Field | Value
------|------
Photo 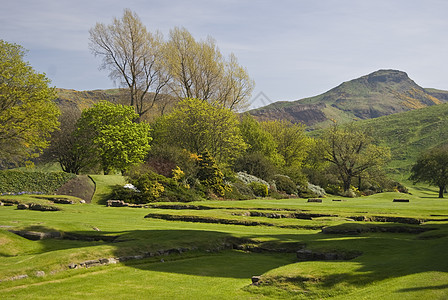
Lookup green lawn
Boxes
[1,179,447,299]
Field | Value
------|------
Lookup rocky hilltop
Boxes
[249,69,447,128]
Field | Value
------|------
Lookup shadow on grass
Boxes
[398,284,448,292]
[21,223,448,292]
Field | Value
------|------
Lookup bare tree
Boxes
[89,9,170,118]
[218,53,255,111]
[165,27,254,111]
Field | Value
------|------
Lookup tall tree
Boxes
[239,114,280,162]
[76,102,152,174]
[410,145,448,198]
[42,108,92,174]
[165,27,254,111]
[152,98,246,164]
[261,120,312,167]
[322,123,390,192]
[89,9,170,118]
[0,40,59,168]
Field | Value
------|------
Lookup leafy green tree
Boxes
[239,114,280,161]
[0,40,59,167]
[261,120,312,167]
[76,101,152,174]
[321,122,390,192]
[153,98,247,164]
[410,145,448,198]
[233,152,277,180]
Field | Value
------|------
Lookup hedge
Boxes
[0,170,76,194]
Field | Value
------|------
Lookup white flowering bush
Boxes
[236,172,269,187]
[307,183,327,197]
[123,183,140,192]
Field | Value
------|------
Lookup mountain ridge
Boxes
[249,69,448,128]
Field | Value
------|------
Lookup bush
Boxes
[197,150,229,196]
[272,174,297,195]
[111,185,144,204]
[119,170,204,203]
[224,181,255,200]
[236,172,269,187]
[281,165,308,186]
[233,152,277,180]
[146,145,198,178]
[249,182,268,197]
[0,170,76,194]
[307,183,327,197]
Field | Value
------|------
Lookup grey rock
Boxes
[251,276,261,285]
[17,203,29,210]
[35,271,45,277]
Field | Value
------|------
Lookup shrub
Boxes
[146,145,198,178]
[236,172,269,187]
[111,185,144,204]
[272,174,297,195]
[197,151,229,196]
[233,152,277,180]
[281,165,308,186]
[307,183,327,197]
[249,182,268,197]
[121,170,204,203]
[224,181,255,200]
[0,170,76,194]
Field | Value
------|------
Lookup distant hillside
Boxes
[357,102,448,181]
[55,88,177,120]
[55,88,125,112]
[249,69,447,128]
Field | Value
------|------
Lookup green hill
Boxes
[357,102,448,181]
[249,69,447,129]
[55,88,177,120]
[55,88,125,113]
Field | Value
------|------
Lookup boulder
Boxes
[251,276,261,285]
[107,200,129,207]
[393,199,410,202]
[10,274,28,281]
[28,203,61,211]
[53,198,74,204]
[307,198,322,203]
[35,271,45,277]
[17,203,29,210]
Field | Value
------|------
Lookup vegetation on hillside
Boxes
[358,102,448,179]
[249,69,448,129]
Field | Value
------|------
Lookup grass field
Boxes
[0,177,447,299]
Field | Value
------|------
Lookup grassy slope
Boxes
[250,70,447,130]
[358,102,448,181]
[1,180,448,299]
[89,175,126,204]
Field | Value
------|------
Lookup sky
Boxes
[2,0,448,109]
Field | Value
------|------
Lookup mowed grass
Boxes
[1,179,448,299]
[89,175,126,204]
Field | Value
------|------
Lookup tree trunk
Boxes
[343,176,352,192]
[439,186,445,198]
